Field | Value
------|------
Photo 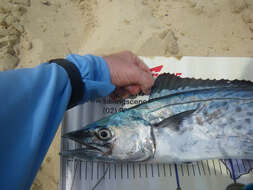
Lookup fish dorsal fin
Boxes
[150,73,253,100]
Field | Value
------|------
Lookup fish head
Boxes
[62,112,156,162]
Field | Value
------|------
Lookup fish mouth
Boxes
[61,130,112,158]
[62,129,94,140]
[60,148,103,159]
[60,144,113,159]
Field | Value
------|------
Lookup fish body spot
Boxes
[247,112,253,116]
[236,107,242,112]
[245,118,251,124]
[230,118,236,123]
[236,125,242,129]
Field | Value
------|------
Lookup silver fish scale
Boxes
[137,88,253,125]
[149,98,253,163]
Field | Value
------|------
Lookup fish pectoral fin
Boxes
[152,109,196,130]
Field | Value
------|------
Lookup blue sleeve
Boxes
[66,54,115,102]
[0,55,115,190]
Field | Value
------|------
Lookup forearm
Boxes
[0,62,72,189]
[0,54,115,189]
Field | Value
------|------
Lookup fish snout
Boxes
[62,129,93,143]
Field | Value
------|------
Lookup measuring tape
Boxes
[60,154,253,190]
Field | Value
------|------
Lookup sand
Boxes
[0,0,252,189]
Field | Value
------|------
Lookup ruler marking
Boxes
[157,164,160,177]
[79,161,81,180]
[223,160,230,175]
[91,161,93,180]
[192,163,196,176]
[247,160,253,171]
[197,162,201,176]
[212,160,217,176]
[108,163,111,180]
[127,163,129,179]
[66,160,69,180]
[103,163,105,178]
[227,167,230,175]
[186,164,190,176]
[145,164,148,178]
[226,162,230,175]
[121,163,123,179]
[65,160,68,180]
[139,164,142,178]
[133,164,136,179]
[67,160,69,172]
[71,159,78,189]
[181,164,184,176]
[242,160,247,171]
[218,160,223,175]
[206,160,211,175]
[114,164,117,180]
[151,164,154,177]
[236,160,241,173]
[163,164,166,177]
[201,161,206,176]
[248,160,253,168]
[244,160,250,173]
[85,161,88,180]
[97,162,100,179]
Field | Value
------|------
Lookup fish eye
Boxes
[97,128,112,141]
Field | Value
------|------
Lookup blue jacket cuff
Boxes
[66,54,115,102]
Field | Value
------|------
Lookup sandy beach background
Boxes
[0,0,252,189]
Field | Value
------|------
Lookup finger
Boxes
[134,55,151,73]
[124,85,141,95]
[133,69,154,94]
[110,88,130,100]
[117,89,130,99]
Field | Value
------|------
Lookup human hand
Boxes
[103,51,154,99]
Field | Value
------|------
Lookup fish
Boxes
[62,73,253,164]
